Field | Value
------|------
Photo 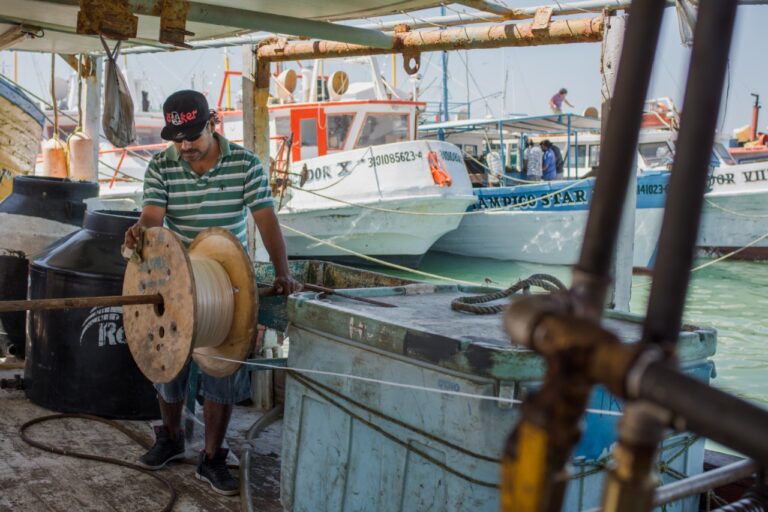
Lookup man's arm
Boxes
[252,207,301,295]
[565,98,575,108]
[124,205,166,249]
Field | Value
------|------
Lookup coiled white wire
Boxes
[190,256,234,348]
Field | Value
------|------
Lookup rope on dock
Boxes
[450,273,568,314]
[288,176,593,216]
[19,413,177,512]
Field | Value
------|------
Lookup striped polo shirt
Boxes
[142,134,273,246]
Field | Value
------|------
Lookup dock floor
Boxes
[0,366,283,512]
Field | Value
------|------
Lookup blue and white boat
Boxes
[430,172,667,266]
[420,114,667,266]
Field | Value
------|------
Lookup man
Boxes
[123,90,300,495]
[541,141,557,181]
[549,88,574,114]
[523,140,543,181]
[545,140,564,179]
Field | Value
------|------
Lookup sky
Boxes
[1,2,766,137]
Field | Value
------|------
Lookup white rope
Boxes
[290,176,593,216]
[632,230,768,289]
[280,223,486,286]
[197,352,623,417]
[190,257,234,348]
[705,197,768,218]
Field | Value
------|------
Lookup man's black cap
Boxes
[161,90,209,141]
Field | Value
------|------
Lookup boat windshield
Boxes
[638,141,674,168]
[356,113,410,147]
[712,142,737,166]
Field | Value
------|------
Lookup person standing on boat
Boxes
[549,88,574,114]
[123,90,300,496]
[545,140,564,179]
[541,141,558,181]
[523,140,543,181]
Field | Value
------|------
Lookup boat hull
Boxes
[697,162,768,259]
[432,174,667,267]
[277,140,475,266]
[280,195,475,267]
[0,76,45,201]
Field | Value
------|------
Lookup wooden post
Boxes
[601,14,633,311]
[242,45,271,260]
[83,56,102,182]
[242,45,274,411]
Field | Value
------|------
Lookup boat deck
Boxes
[0,365,283,512]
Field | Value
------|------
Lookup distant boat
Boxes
[422,106,768,264]
[429,172,667,266]
[0,75,45,201]
[420,114,664,267]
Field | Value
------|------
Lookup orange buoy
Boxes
[41,138,68,178]
[428,151,452,187]
[68,132,96,181]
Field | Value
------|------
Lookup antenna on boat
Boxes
[367,57,387,101]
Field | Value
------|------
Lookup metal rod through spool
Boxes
[0,294,164,313]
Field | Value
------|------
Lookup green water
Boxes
[375,252,768,407]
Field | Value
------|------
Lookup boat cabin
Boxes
[267,99,424,162]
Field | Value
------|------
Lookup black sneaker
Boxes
[137,426,185,470]
[195,448,239,496]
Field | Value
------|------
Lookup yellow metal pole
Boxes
[225,51,232,109]
[391,54,396,88]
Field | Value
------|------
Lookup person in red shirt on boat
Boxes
[549,88,574,114]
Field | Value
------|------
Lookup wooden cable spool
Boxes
[122,227,257,383]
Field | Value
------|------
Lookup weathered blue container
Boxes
[282,285,716,512]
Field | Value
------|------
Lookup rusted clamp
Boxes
[402,49,421,75]
[159,0,195,48]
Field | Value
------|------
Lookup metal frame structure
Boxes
[4,0,766,509]
[500,1,767,511]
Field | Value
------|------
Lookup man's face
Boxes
[175,121,214,162]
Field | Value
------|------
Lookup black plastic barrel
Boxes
[0,249,28,357]
[25,210,159,419]
[0,176,99,358]
[0,175,99,226]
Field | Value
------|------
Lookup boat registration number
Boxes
[637,183,669,195]
[368,151,423,167]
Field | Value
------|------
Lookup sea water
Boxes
[376,252,768,407]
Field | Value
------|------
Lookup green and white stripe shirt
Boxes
[142,134,273,246]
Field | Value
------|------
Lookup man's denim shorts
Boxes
[154,362,251,405]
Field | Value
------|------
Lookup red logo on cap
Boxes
[166,109,198,126]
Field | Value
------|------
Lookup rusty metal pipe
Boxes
[0,294,163,313]
[636,360,768,465]
[573,0,666,315]
[257,17,603,62]
[642,0,739,347]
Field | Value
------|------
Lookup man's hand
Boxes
[124,222,143,250]
[273,274,302,296]
[124,205,166,251]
